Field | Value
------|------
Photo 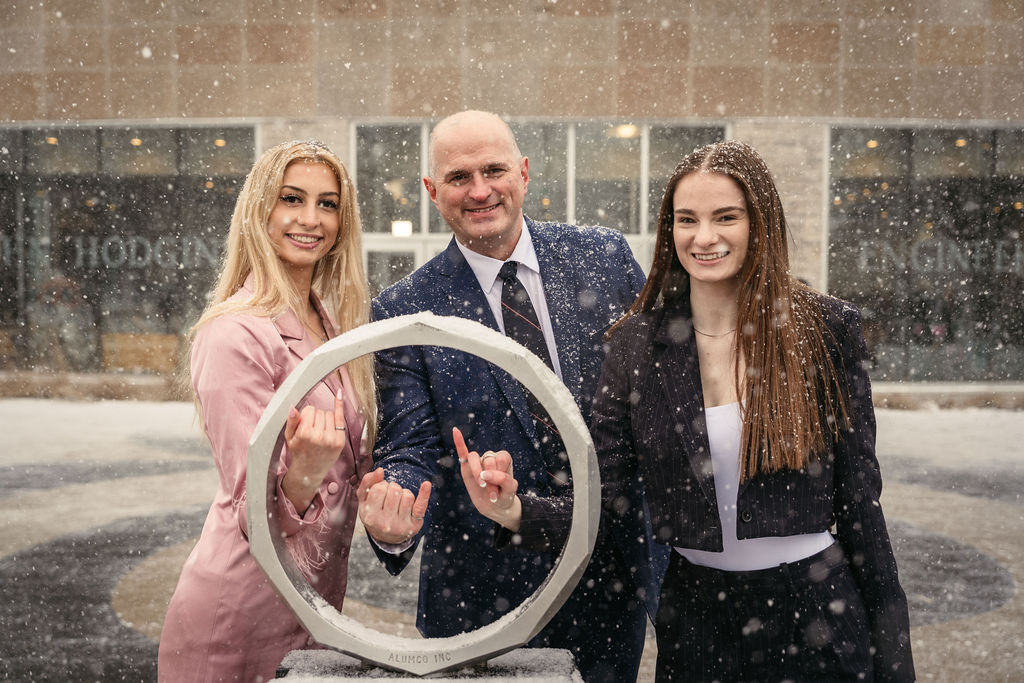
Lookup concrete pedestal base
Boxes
[277,648,582,682]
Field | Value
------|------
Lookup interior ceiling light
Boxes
[612,124,639,139]
[391,220,413,237]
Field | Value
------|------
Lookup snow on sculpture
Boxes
[246,312,599,676]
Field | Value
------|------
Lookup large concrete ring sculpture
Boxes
[247,312,599,676]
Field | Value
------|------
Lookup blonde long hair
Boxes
[621,140,848,481]
[189,139,376,443]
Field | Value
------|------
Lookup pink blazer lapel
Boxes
[274,292,367,478]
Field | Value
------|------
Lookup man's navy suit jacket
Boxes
[369,217,668,639]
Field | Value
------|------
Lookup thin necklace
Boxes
[302,316,327,344]
[693,326,736,338]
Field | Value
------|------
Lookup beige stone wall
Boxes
[256,120,352,160]
[731,120,830,289]
[1,0,1021,123]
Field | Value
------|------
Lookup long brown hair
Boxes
[621,140,848,480]
[188,140,376,443]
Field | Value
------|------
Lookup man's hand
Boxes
[357,468,432,545]
[454,427,521,532]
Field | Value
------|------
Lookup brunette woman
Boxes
[592,141,915,681]
[158,140,375,682]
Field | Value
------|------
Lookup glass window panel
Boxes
[25,128,99,175]
[427,206,453,234]
[995,129,1024,176]
[427,209,453,234]
[101,128,178,176]
[181,128,254,176]
[911,129,989,178]
[510,122,567,224]
[4,126,250,374]
[22,176,110,370]
[575,122,641,234]
[0,133,22,348]
[367,250,416,297]
[356,125,422,234]
[174,176,239,328]
[648,126,724,232]
[0,129,24,174]
[0,176,21,332]
[830,128,911,178]
[829,126,1023,381]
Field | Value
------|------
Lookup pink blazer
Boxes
[158,282,368,683]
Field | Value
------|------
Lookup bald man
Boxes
[358,111,666,682]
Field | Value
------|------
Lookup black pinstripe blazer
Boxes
[590,292,915,682]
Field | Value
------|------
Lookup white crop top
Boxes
[675,402,834,571]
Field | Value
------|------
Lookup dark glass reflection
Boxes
[829,127,1024,381]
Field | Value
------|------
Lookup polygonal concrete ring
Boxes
[246,312,599,676]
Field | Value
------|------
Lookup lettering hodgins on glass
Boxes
[66,233,222,270]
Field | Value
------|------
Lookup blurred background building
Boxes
[0,0,1022,399]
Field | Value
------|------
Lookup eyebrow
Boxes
[442,162,510,182]
[674,205,746,215]
[281,184,339,197]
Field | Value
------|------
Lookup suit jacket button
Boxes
[740,510,753,523]
[327,481,339,495]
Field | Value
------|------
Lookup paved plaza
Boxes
[1,398,1022,682]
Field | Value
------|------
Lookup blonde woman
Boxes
[158,140,375,682]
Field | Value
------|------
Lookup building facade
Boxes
[1,0,1022,396]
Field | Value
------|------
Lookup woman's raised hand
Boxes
[281,388,348,514]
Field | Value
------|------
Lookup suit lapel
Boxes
[435,240,499,330]
[275,295,367,470]
[652,312,719,509]
[531,219,584,407]
[274,298,341,399]
[275,308,305,358]
[436,239,537,441]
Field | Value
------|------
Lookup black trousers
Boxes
[655,543,873,682]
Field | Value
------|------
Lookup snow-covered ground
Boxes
[876,406,1024,468]
[1,399,1022,682]
[2,397,1020,466]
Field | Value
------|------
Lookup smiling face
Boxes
[672,171,750,294]
[267,160,341,287]
[424,112,529,261]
